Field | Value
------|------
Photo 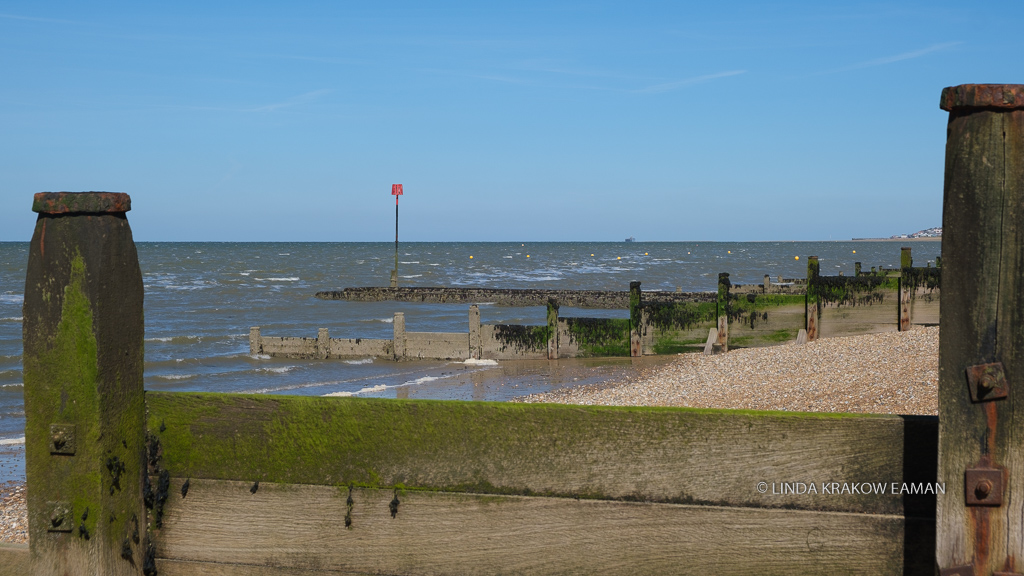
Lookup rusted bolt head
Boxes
[975,479,993,500]
[978,372,996,391]
[50,510,65,526]
[51,430,66,448]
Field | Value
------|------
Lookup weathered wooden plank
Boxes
[157,559,373,575]
[22,193,148,575]
[936,87,1024,573]
[146,393,937,516]
[0,543,29,576]
[154,479,935,576]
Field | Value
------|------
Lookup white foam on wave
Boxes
[406,375,441,385]
[0,437,25,446]
[250,354,271,360]
[278,253,291,256]
[400,261,419,264]
[344,358,373,365]
[1,383,24,388]
[155,374,196,381]
[460,358,498,366]
[359,317,393,323]
[0,317,22,322]
[400,274,422,278]
[239,272,251,276]
[0,295,24,304]
[257,277,300,282]
[261,366,295,374]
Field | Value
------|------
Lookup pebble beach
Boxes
[0,327,939,544]
[518,327,939,414]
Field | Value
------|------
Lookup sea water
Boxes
[0,240,941,480]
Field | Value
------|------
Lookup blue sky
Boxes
[0,2,1018,241]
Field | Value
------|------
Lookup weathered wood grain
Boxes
[937,99,1024,572]
[0,544,29,576]
[154,479,935,576]
[146,393,937,516]
[157,559,374,575]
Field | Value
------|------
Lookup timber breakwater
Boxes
[315,286,713,308]
[255,247,940,361]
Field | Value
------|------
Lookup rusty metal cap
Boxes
[32,192,131,214]
[940,84,1024,111]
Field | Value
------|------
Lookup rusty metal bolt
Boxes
[975,479,993,500]
[51,430,66,449]
[50,509,65,528]
[979,371,997,391]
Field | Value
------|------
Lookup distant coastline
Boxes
[850,237,941,242]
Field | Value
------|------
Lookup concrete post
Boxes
[805,256,820,341]
[855,262,862,276]
[629,281,642,357]
[716,274,729,352]
[249,327,261,356]
[763,274,770,294]
[546,299,559,360]
[317,328,330,359]
[393,312,406,360]
[899,247,913,331]
[23,192,147,575]
[468,305,481,360]
[936,83,1024,574]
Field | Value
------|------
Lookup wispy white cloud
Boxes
[0,12,82,25]
[170,89,333,114]
[634,70,747,94]
[248,89,333,112]
[830,42,962,73]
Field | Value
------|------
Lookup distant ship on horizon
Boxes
[624,236,635,242]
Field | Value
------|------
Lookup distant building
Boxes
[890,227,941,239]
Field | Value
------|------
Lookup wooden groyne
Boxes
[270,250,941,361]
[315,286,715,308]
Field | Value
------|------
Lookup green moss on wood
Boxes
[492,324,550,352]
[564,317,630,357]
[146,392,918,508]
[24,255,103,540]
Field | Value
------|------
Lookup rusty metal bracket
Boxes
[49,423,75,455]
[966,468,1003,506]
[966,362,1008,402]
[47,501,72,532]
[940,566,972,576]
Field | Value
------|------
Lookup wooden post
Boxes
[805,256,819,341]
[393,312,405,360]
[468,305,481,360]
[716,274,729,352]
[317,328,330,359]
[22,192,147,575]
[936,84,1024,574]
[629,282,642,357]
[855,262,862,276]
[249,327,261,356]
[546,299,559,360]
[899,247,913,331]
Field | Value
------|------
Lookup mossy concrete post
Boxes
[468,305,481,360]
[899,247,913,331]
[22,192,146,575]
[317,328,329,359]
[716,274,729,351]
[855,262,862,276]
[393,312,406,360]
[546,299,559,360]
[936,84,1024,574]
[936,255,942,269]
[629,282,642,357]
[249,327,261,356]
[805,256,820,341]
[763,274,770,293]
